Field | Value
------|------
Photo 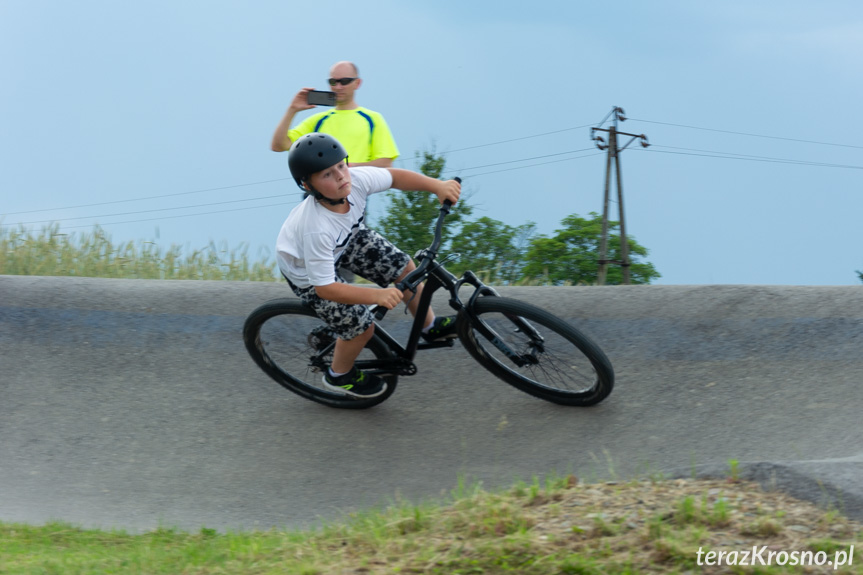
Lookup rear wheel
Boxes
[457,297,613,406]
[243,299,397,409]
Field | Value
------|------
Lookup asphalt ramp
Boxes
[1,276,862,531]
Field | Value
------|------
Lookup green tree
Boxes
[448,217,536,284]
[374,151,472,259]
[521,212,660,285]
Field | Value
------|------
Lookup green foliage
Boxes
[448,217,536,284]
[375,151,660,286]
[727,458,740,482]
[521,212,661,285]
[374,151,473,259]
[0,224,278,281]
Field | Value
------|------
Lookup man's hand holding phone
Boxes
[289,88,316,114]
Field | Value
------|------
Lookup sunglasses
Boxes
[328,77,357,86]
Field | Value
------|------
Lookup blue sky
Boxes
[2,1,862,285]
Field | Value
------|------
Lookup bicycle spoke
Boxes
[458,297,613,406]
[243,299,398,409]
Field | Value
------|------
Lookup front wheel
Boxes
[458,297,614,406]
[243,298,398,409]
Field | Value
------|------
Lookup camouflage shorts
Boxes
[288,228,411,341]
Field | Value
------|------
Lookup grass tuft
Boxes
[0,224,278,281]
[3,477,862,574]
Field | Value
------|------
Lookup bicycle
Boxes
[243,188,614,410]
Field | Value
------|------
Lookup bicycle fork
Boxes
[457,272,546,368]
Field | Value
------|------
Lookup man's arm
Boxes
[387,168,461,205]
[270,88,315,152]
[368,112,399,166]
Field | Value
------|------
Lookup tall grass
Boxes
[0,224,278,281]
[0,224,584,285]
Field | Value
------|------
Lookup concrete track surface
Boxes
[2,275,862,532]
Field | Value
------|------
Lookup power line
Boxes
[12,201,300,233]
[629,118,863,150]
[5,118,860,229]
[392,123,596,165]
[642,145,863,170]
[440,124,595,155]
[444,151,603,179]
[9,140,855,231]
[3,150,600,226]
[4,151,605,230]
[4,177,294,216]
[448,148,597,173]
[5,194,291,227]
[2,152,606,230]
[6,125,598,218]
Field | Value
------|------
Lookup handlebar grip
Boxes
[443,176,461,210]
[373,305,388,321]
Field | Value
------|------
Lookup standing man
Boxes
[270,61,399,167]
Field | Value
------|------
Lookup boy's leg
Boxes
[288,278,378,370]
[339,229,457,340]
[399,261,458,341]
[339,229,433,325]
[286,275,385,398]
[310,300,386,397]
[395,259,434,328]
[325,323,386,398]
[331,324,374,374]
[389,252,458,341]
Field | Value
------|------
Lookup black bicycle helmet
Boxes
[288,133,348,190]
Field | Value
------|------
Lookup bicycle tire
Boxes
[457,297,613,406]
[243,298,398,409]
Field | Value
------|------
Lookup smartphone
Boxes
[307,90,336,106]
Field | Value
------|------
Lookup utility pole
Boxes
[591,107,649,285]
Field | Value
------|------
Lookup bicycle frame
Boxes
[370,263,485,368]
[310,198,547,377]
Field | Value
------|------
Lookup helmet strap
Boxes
[300,158,349,206]
[304,182,346,206]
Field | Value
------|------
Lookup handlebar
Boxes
[373,177,461,321]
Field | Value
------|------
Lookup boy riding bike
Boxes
[276,133,461,399]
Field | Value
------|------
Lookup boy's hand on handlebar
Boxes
[435,179,461,205]
[374,287,404,310]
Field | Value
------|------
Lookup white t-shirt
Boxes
[276,166,393,288]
